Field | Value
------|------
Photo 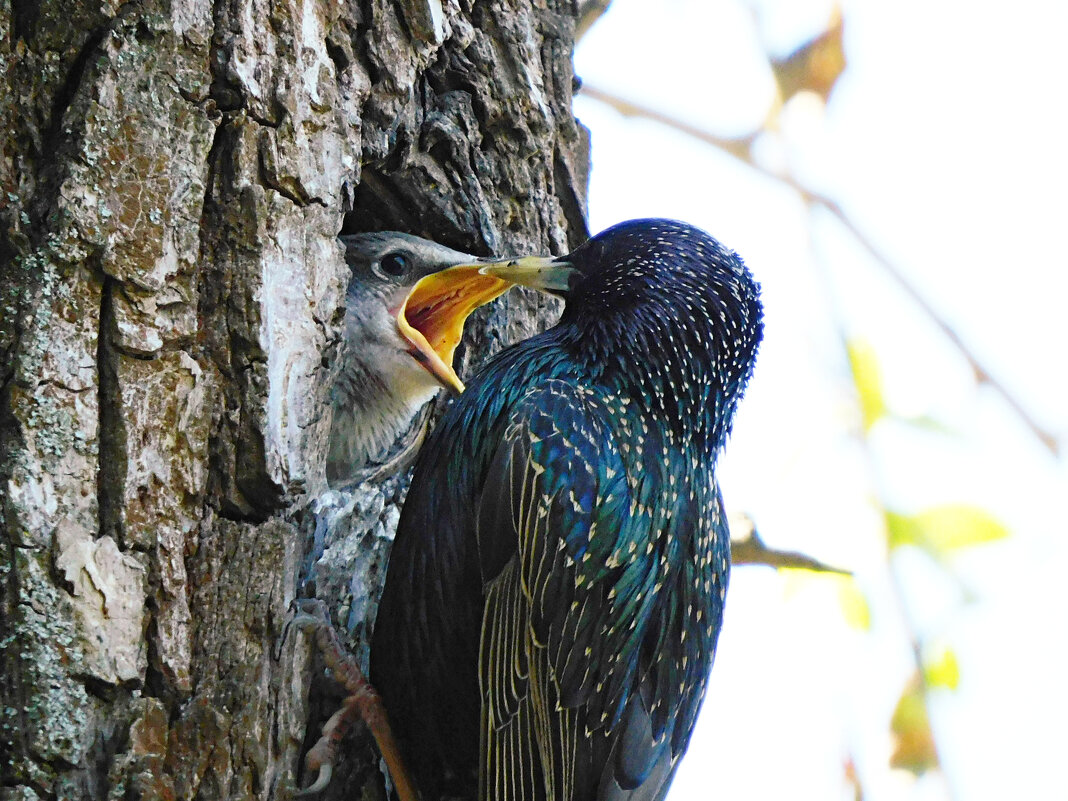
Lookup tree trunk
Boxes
[0,0,589,797]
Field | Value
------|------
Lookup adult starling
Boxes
[328,232,512,485]
[370,218,764,801]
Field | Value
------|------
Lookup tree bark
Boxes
[0,0,588,798]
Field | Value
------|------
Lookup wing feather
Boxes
[475,380,727,801]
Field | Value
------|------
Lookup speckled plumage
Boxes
[370,219,763,801]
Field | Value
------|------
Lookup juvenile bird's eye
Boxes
[376,253,410,278]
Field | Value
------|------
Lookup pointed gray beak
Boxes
[478,256,577,294]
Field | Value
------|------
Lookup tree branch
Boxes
[731,516,850,575]
[578,83,1060,457]
[575,0,613,41]
[579,84,757,163]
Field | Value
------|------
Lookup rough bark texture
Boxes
[0,0,589,797]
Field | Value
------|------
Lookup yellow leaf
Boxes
[846,339,887,431]
[886,505,1010,554]
[837,576,871,630]
[884,510,918,550]
[919,505,1010,550]
[890,673,938,775]
[923,644,960,691]
[770,7,847,104]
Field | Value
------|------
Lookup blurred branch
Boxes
[731,515,850,574]
[578,82,1061,457]
[825,253,962,800]
[844,754,866,801]
[575,0,613,41]
[579,84,756,163]
[818,199,1060,457]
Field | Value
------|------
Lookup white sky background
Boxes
[574,1,1068,799]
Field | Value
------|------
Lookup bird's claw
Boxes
[291,598,331,626]
[290,599,418,800]
[291,611,328,630]
[291,598,379,796]
[294,763,333,797]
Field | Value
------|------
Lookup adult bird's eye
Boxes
[376,253,410,278]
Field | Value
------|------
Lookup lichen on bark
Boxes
[1,0,589,798]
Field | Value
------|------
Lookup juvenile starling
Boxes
[371,219,764,801]
[328,233,511,485]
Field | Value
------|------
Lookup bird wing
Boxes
[476,379,713,801]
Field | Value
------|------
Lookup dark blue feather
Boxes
[371,219,762,801]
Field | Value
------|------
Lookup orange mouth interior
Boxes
[396,265,511,394]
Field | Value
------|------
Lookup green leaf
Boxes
[923,644,960,691]
[886,505,1010,555]
[846,339,887,431]
[890,673,938,775]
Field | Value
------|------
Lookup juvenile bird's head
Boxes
[329,232,513,485]
[482,218,764,451]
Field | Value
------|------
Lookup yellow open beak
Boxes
[396,264,513,395]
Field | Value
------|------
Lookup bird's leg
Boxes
[292,599,421,801]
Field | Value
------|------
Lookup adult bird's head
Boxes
[482,218,764,451]
[328,232,514,485]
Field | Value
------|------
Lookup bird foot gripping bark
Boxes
[290,599,421,801]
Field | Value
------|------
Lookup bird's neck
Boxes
[564,300,751,457]
[326,348,437,486]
